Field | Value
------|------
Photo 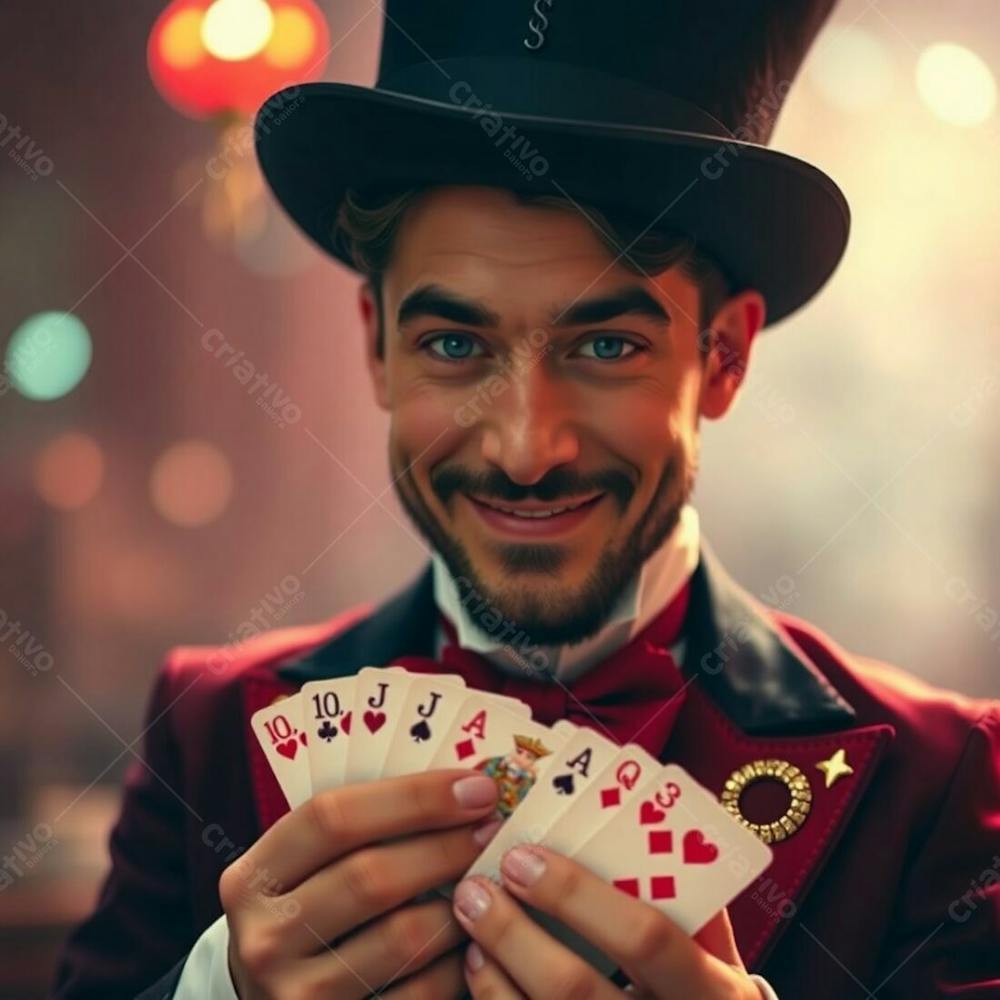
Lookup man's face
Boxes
[363,186,757,649]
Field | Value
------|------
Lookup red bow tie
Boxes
[393,580,692,758]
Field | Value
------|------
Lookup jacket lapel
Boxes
[242,547,894,974]
[668,541,895,970]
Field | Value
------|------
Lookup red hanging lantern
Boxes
[148,0,329,121]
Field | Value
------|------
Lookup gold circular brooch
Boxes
[720,758,812,844]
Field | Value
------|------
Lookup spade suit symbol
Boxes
[410,720,432,743]
[552,773,575,795]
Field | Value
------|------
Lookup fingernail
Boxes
[501,845,547,886]
[466,942,485,973]
[454,878,492,922]
[453,775,498,809]
[472,816,504,846]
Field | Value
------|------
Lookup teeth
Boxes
[487,498,590,518]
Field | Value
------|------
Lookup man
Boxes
[54,2,999,998]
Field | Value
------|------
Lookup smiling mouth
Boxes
[466,493,604,521]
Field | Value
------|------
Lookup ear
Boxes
[698,289,766,420]
[360,281,390,411]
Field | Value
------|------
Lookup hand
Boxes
[220,769,502,999]
[452,844,760,998]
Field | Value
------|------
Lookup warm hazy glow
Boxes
[150,440,234,527]
[160,8,205,69]
[264,6,316,68]
[34,432,105,511]
[6,311,92,401]
[808,25,893,112]
[917,42,996,126]
[201,0,274,61]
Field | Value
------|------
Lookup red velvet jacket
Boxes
[53,547,1000,998]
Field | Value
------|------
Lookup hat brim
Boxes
[255,82,850,328]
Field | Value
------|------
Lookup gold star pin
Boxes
[816,748,854,788]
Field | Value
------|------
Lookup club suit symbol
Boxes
[523,0,555,50]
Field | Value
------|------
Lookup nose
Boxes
[478,363,580,485]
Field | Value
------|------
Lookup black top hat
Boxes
[255,0,850,329]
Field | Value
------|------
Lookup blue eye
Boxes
[425,333,483,360]
[576,335,638,360]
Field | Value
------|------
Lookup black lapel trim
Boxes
[276,544,856,734]
[684,540,856,733]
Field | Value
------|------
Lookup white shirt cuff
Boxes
[173,913,239,999]
[749,972,781,999]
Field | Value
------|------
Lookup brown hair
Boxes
[332,185,733,359]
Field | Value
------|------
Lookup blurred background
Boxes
[1,0,998,994]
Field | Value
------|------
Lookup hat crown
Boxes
[376,0,838,143]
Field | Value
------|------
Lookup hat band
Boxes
[377,56,733,138]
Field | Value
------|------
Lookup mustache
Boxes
[430,465,635,510]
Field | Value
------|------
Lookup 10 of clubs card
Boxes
[301,677,356,793]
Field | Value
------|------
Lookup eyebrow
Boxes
[396,283,671,332]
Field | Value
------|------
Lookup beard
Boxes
[390,438,697,648]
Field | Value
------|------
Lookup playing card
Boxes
[465,724,618,881]
[427,692,567,818]
[575,763,773,935]
[344,666,414,783]
[302,677,357,793]
[380,673,467,778]
[544,743,662,857]
[250,692,311,809]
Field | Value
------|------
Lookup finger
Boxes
[290,898,464,999]
[273,817,503,951]
[381,950,467,999]
[497,845,707,989]
[453,876,618,999]
[223,769,498,895]
[692,908,744,969]
[464,942,526,998]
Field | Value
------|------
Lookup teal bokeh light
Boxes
[5,312,93,401]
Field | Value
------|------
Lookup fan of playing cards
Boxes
[253,666,773,941]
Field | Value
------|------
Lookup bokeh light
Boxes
[808,25,894,113]
[264,5,315,67]
[201,0,274,61]
[5,312,92,401]
[917,42,996,126]
[150,440,234,527]
[34,432,105,511]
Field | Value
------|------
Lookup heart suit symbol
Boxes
[639,800,666,825]
[276,738,299,760]
[683,830,719,864]
[363,710,386,734]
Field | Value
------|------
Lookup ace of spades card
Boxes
[544,743,662,857]
[575,764,773,936]
[466,725,618,881]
